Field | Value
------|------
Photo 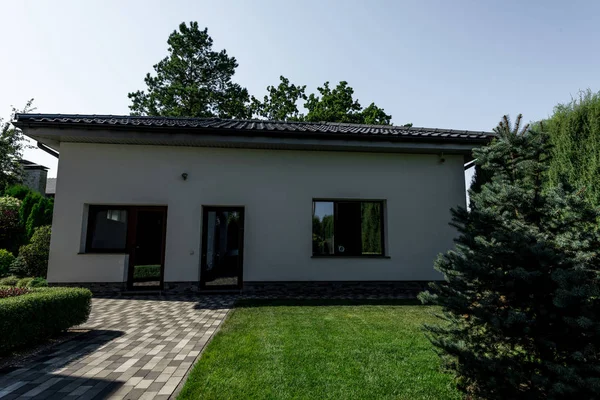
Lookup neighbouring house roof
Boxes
[14,114,495,155]
[19,159,49,171]
[46,177,56,195]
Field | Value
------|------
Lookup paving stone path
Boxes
[0,295,234,399]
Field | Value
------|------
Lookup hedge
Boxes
[0,287,92,354]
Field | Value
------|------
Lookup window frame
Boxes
[85,205,131,253]
[311,199,386,258]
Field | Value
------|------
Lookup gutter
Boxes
[37,142,59,158]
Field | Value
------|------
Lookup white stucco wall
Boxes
[48,142,466,283]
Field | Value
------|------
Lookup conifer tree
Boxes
[420,115,600,399]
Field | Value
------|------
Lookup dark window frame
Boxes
[85,205,131,253]
[312,199,386,257]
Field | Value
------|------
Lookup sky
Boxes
[1,0,599,179]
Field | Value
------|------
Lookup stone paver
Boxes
[0,295,234,399]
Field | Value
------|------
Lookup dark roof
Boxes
[18,159,48,170]
[14,114,495,144]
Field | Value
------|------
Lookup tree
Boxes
[128,22,250,119]
[251,76,307,121]
[0,196,22,254]
[540,89,600,208]
[25,197,53,239]
[0,100,34,192]
[419,115,600,399]
[15,225,51,278]
[304,81,391,125]
[252,78,399,125]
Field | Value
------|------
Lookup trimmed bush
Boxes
[16,277,33,288]
[0,249,14,277]
[0,275,18,286]
[17,225,51,278]
[27,277,48,288]
[0,287,92,354]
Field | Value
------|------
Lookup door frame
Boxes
[200,206,245,291]
[126,206,168,291]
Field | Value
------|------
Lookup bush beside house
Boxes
[0,287,92,354]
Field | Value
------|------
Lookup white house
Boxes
[14,114,493,294]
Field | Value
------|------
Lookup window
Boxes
[312,200,384,256]
[86,206,129,252]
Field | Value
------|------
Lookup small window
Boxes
[312,200,384,256]
[86,206,129,252]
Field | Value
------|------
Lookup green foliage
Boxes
[252,77,401,125]
[0,196,23,254]
[25,197,53,239]
[19,191,42,226]
[0,100,34,192]
[128,22,250,119]
[9,256,27,277]
[0,287,92,354]
[16,277,33,288]
[4,184,31,200]
[542,89,600,208]
[17,225,51,278]
[133,265,161,279]
[304,81,391,125]
[420,114,600,399]
[27,277,48,288]
[0,249,15,277]
[251,76,307,121]
[0,275,18,286]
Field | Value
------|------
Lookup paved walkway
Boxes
[0,296,234,399]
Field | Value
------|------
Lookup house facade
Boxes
[15,114,493,293]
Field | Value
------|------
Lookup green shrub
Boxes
[27,277,48,288]
[3,184,31,200]
[9,255,27,277]
[0,196,23,254]
[19,192,41,226]
[0,275,18,286]
[25,197,53,239]
[18,225,51,278]
[0,249,15,277]
[133,265,161,279]
[16,277,33,288]
[0,287,92,354]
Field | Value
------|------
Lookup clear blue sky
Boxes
[1,0,599,177]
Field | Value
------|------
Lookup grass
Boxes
[178,299,460,400]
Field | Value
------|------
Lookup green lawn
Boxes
[178,300,460,400]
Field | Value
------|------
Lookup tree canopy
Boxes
[0,100,34,192]
[128,22,251,118]
[129,22,399,125]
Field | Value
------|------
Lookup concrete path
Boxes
[0,295,234,399]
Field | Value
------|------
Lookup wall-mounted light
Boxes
[438,153,446,164]
[181,172,188,181]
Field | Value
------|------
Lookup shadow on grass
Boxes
[234,298,423,308]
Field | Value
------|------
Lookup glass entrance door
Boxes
[200,207,244,290]
[127,207,167,290]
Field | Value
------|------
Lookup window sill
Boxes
[311,255,390,259]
